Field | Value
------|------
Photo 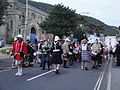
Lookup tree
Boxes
[73,28,87,41]
[0,0,9,26]
[83,22,104,36]
[70,15,90,41]
[40,4,78,38]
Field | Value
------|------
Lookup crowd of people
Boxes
[11,34,120,76]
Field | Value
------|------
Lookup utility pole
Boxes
[24,0,28,41]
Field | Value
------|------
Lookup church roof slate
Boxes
[18,0,53,13]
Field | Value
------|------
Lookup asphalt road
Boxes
[0,59,109,90]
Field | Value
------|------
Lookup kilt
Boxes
[42,54,51,62]
[52,52,63,64]
[91,53,100,61]
[81,50,90,61]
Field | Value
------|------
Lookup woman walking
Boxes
[41,40,52,70]
[81,39,90,70]
[51,36,63,74]
[91,39,101,69]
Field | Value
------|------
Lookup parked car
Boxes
[0,39,5,48]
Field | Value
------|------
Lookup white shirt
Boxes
[81,44,87,50]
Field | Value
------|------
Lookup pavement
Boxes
[111,57,120,90]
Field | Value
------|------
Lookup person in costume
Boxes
[12,35,27,76]
[51,36,63,74]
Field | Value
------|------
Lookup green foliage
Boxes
[18,0,118,36]
[0,48,11,54]
[6,38,14,44]
[0,0,9,26]
[73,28,87,41]
[40,4,78,38]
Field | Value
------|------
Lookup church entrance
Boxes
[31,27,36,34]
[30,27,37,44]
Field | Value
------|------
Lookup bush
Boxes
[0,48,12,54]
[6,38,14,44]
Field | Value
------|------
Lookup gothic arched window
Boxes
[10,20,13,29]
[19,29,21,34]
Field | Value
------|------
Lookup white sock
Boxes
[56,66,59,70]
[81,61,83,69]
[19,67,22,74]
[85,62,87,67]
[18,68,20,74]
[37,58,40,62]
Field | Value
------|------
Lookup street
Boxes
[0,57,110,90]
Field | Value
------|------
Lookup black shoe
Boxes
[116,64,120,66]
[85,67,89,70]
[63,66,69,68]
[95,66,98,69]
[55,69,60,74]
[29,64,33,67]
[92,65,95,69]
[41,68,45,70]
[39,63,43,67]
[98,64,101,67]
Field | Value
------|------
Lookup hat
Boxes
[65,38,70,42]
[17,34,22,38]
[54,36,60,41]
[14,37,17,41]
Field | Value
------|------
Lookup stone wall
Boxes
[0,0,50,42]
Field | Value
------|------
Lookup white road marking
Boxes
[97,71,104,90]
[94,59,109,90]
[27,69,55,81]
[94,72,102,90]
[107,57,112,90]
[0,69,11,73]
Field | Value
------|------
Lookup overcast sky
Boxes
[32,0,120,27]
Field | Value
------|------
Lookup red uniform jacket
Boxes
[12,41,27,60]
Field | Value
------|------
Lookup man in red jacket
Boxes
[12,35,27,76]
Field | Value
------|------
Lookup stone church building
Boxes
[0,0,52,42]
